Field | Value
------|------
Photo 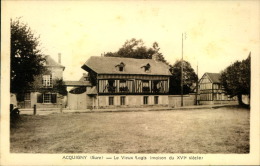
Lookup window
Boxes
[120,80,126,87]
[109,96,114,105]
[37,93,57,103]
[43,75,52,87]
[142,80,150,92]
[43,94,52,103]
[24,93,30,100]
[152,81,160,93]
[143,96,149,105]
[142,80,149,87]
[119,80,128,92]
[119,66,124,72]
[108,80,115,86]
[116,62,125,72]
[154,96,159,104]
[120,96,125,105]
[108,80,115,93]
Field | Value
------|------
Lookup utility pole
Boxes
[181,33,184,107]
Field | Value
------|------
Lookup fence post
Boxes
[60,103,63,113]
[33,104,36,115]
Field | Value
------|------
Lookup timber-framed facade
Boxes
[198,72,236,105]
[81,56,172,108]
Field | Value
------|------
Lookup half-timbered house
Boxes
[81,55,172,108]
[198,72,236,105]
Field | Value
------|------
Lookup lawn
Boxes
[10,107,250,153]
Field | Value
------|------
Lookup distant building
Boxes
[18,55,66,108]
[198,72,236,105]
[81,55,172,108]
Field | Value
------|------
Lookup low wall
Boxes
[168,95,196,108]
[199,100,237,105]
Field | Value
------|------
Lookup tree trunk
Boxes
[237,94,244,105]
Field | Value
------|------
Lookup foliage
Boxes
[169,60,198,94]
[104,38,169,65]
[11,18,45,98]
[53,79,68,96]
[220,54,250,105]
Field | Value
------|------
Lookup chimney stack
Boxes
[58,53,61,64]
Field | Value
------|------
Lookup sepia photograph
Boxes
[1,0,260,165]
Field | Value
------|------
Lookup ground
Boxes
[10,106,250,153]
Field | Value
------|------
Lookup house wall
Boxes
[97,95,168,109]
[30,92,65,108]
[50,67,63,80]
[86,87,94,109]
[86,95,94,109]
[168,95,196,108]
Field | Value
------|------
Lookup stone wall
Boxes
[168,94,196,108]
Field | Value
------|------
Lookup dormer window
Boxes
[141,63,151,72]
[115,62,125,72]
[119,66,124,72]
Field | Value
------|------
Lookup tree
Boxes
[11,18,45,99]
[28,69,68,96]
[220,54,251,105]
[104,38,169,65]
[169,60,198,95]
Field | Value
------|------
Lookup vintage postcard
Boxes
[1,0,259,165]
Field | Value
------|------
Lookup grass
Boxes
[10,107,250,153]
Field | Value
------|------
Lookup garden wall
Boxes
[168,94,196,108]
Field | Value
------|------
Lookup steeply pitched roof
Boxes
[82,56,171,76]
[45,55,65,69]
[205,73,221,83]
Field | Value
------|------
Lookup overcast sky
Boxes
[4,1,260,80]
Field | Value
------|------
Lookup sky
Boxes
[4,0,260,81]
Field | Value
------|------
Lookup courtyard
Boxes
[10,106,250,153]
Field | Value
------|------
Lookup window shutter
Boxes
[37,94,43,103]
[51,94,57,103]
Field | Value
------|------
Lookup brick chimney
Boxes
[58,53,61,64]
